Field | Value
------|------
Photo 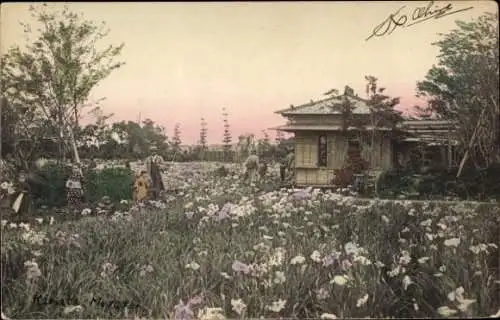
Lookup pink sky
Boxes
[1,1,496,144]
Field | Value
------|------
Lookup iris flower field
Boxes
[1,162,499,319]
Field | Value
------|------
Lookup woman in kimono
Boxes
[132,170,149,203]
[258,161,268,181]
[145,147,165,200]
[243,150,260,184]
[284,148,295,183]
[11,170,35,217]
[66,164,85,213]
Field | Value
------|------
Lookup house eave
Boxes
[269,124,398,132]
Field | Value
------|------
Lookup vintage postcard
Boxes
[1,1,499,319]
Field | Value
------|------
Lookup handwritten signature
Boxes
[366,1,474,41]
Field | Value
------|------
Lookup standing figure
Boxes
[258,161,268,181]
[66,164,84,214]
[278,148,288,183]
[243,150,260,184]
[279,163,286,182]
[285,148,295,183]
[145,146,165,200]
[11,170,34,217]
[133,170,149,203]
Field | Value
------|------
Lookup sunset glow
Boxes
[1,1,496,144]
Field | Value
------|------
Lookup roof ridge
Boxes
[295,95,337,109]
[275,93,369,114]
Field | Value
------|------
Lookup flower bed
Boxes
[1,162,499,319]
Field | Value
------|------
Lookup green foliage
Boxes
[324,78,404,170]
[199,117,208,152]
[257,130,274,160]
[31,163,71,208]
[78,119,171,160]
[222,108,232,145]
[1,4,124,164]
[378,165,500,201]
[30,164,133,208]
[364,76,404,129]
[222,109,233,162]
[172,123,182,152]
[85,167,134,203]
[416,12,499,167]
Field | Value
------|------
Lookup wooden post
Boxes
[457,106,486,178]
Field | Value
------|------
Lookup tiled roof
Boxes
[402,119,455,131]
[275,94,371,115]
[269,119,456,134]
[269,124,393,132]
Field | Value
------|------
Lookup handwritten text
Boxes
[366,1,474,41]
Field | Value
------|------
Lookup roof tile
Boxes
[276,95,371,115]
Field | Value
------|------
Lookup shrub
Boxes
[30,163,71,208]
[84,167,134,204]
[30,164,134,208]
[378,165,500,201]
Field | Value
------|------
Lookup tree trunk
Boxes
[74,107,79,128]
[0,98,2,159]
[58,126,65,164]
[68,126,80,164]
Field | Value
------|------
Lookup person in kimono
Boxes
[258,161,268,181]
[243,150,260,184]
[133,170,149,203]
[277,148,289,183]
[145,147,165,200]
[284,148,295,183]
[11,170,34,217]
[66,164,84,213]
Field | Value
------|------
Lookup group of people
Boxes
[2,146,295,217]
[0,147,168,218]
[0,160,86,217]
[132,147,166,203]
[242,147,295,185]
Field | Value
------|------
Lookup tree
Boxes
[142,118,169,154]
[222,108,232,161]
[77,117,171,160]
[78,106,113,159]
[326,86,357,132]
[258,130,272,159]
[261,130,270,145]
[416,12,499,170]
[199,117,208,160]
[0,93,56,169]
[364,76,404,163]
[236,133,256,162]
[1,97,17,158]
[172,123,182,154]
[1,4,125,163]
[325,80,402,170]
[275,130,285,145]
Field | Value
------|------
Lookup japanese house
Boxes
[271,92,457,187]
